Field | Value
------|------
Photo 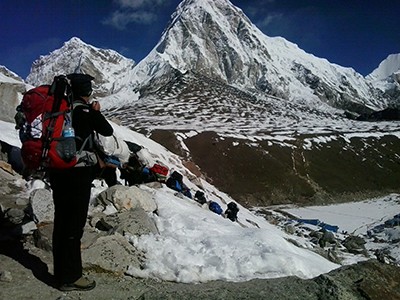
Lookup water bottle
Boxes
[61,114,76,161]
[63,121,75,138]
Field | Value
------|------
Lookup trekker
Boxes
[48,73,113,291]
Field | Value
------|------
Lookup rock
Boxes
[0,161,15,175]
[322,231,336,244]
[21,221,37,235]
[15,198,29,206]
[33,223,54,252]
[0,270,12,282]
[342,235,367,255]
[327,248,341,264]
[96,207,158,236]
[319,230,337,248]
[284,224,296,234]
[4,208,25,225]
[96,185,157,213]
[29,188,54,224]
[81,227,105,250]
[82,233,144,275]
[374,248,397,264]
[309,230,323,239]
[0,165,16,181]
[143,181,163,189]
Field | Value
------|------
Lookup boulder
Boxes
[342,235,367,255]
[319,230,337,247]
[96,206,158,236]
[29,188,54,224]
[96,185,157,213]
[82,233,144,275]
[4,208,25,225]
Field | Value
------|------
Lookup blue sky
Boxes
[1,0,399,79]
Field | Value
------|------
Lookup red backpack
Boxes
[149,163,169,182]
[16,75,78,172]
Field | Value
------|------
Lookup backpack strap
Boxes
[72,101,94,151]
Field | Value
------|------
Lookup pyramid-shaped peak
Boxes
[179,0,235,7]
[176,0,243,16]
[67,36,84,43]
[64,37,89,47]
[367,53,400,81]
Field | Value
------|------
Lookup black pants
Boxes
[49,166,94,284]
[95,165,118,187]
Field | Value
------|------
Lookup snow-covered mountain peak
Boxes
[62,36,86,48]
[128,0,390,112]
[23,0,398,114]
[366,53,400,82]
[0,66,24,84]
[26,37,136,97]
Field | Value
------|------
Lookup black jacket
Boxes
[72,100,113,151]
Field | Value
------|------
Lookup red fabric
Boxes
[21,85,77,169]
[22,85,50,123]
[21,139,43,170]
[150,164,169,177]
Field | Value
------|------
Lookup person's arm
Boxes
[91,101,113,136]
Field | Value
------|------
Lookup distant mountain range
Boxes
[1,0,400,206]
[25,0,400,115]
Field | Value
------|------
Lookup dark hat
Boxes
[67,73,94,97]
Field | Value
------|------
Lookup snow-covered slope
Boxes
[26,37,136,97]
[0,118,341,283]
[3,117,400,283]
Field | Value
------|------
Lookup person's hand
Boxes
[92,101,101,111]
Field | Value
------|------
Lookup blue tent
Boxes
[297,218,339,232]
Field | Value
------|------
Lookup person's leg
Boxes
[50,167,93,285]
[102,167,118,187]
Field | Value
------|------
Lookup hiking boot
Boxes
[58,276,96,291]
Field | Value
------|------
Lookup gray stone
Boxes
[322,231,336,244]
[21,221,37,235]
[0,270,12,282]
[29,188,54,224]
[319,230,337,248]
[97,207,158,236]
[33,223,54,252]
[284,224,296,234]
[143,181,163,189]
[0,165,16,182]
[82,233,144,275]
[4,208,25,225]
[15,197,29,206]
[81,227,105,250]
[96,185,157,213]
[309,230,323,239]
[342,235,367,255]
